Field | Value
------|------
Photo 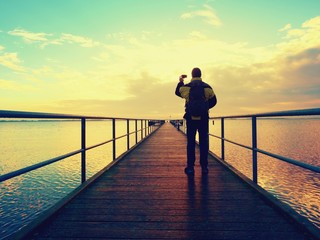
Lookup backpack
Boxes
[187,82,208,118]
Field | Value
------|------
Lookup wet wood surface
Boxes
[25,123,314,239]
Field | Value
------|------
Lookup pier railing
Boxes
[171,108,320,183]
[0,110,164,183]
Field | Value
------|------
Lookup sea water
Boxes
[0,118,319,238]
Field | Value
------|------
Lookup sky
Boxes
[0,0,319,119]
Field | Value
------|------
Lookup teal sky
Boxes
[0,0,319,117]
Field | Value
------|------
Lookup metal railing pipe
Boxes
[210,108,320,119]
[141,120,143,140]
[256,148,320,173]
[86,139,114,151]
[127,119,130,150]
[209,134,252,150]
[0,149,82,183]
[135,120,138,144]
[112,119,116,161]
[81,118,86,183]
[252,117,258,184]
[221,118,225,161]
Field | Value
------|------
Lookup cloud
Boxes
[0,52,25,72]
[205,65,316,115]
[60,33,100,48]
[189,31,207,40]
[204,47,320,115]
[302,16,320,29]
[8,28,51,42]
[41,76,180,118]
[279,47,320,89]
[0,43,25,72]
[277,16,320,53]
[8,28,100,48]
[181,4,221,27]
[278,23,291,32]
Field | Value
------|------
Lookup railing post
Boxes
[112,118,116,161]
[252,116,258,184]
[221,118,225,161]
[145,120,147,137]
[127,119,130,150]
[141,120,143,140]
[135,119,138,144]
[81,118,86,183]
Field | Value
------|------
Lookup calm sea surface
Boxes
[0,118,319,238]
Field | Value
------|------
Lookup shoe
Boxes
[201,167,209,175]
[184,167,194,175]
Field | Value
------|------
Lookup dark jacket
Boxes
[175,77,217,120]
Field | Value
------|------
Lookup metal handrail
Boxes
[211,107,320,119]
[209,134,320,173]
[213,108,320,183]
[0,149,82,182]
[173,108,320,183]
[0,110,164,183]
[0,110,159,120]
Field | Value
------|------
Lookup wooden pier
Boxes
[19,123,316,240]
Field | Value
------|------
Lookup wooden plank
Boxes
[23,123,316,240]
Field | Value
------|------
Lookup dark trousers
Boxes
[186,118,209,168]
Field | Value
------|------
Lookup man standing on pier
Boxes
[175,67,217,175]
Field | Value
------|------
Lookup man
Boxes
[175,67,217,175]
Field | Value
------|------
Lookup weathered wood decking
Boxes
[23,123,315,240]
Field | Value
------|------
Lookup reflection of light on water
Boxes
[0,154,83,238]
[258,155,320,226]
[209,118,320,228]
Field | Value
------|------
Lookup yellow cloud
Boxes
[8,28,100,49]
[8,28,51,42]
[278,23,291,32]
[0,52,25,72]
[181,4,221,27]
[60,33,100,48]
[189,31,207,40]
[277,16,320,54]
[302,16,320,29]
